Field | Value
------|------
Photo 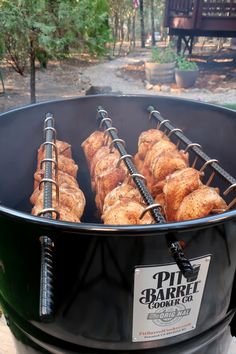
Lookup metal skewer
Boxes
[148,105,236,208]
[37,113,59,322]
[97,106,195,279]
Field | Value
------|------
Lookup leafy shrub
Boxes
[151,45,176,64]
[176,56,198,70]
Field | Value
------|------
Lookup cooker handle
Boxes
[168,240,197,280]
[39,235,54,322]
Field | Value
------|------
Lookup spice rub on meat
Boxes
[82,130,153,225]
[31,139,85,223]
[134,128,227,221]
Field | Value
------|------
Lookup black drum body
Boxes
[0,95,236,353]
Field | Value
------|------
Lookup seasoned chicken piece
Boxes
[81,131,106,167]
[32,204,81,223]
[103,183,143,213]
[92,151,127,211]
[90,146,120,190]
[93,152,126,188]
[176,185,227,221]
[163,168,203,221]
[34,170,45,189]
[57,208,81,223]
[146,170,159,196]
[37,140,72,165]
[134,153,144,173]
[137,129,169,160]
[102,199,153,225]
[32,137,85,223]
[35,155,78,185]
[90,146,111,175]
[31,170,79,204]
[143,139,177,173]
[32,184,86,220]
[95,168,127,212]
[37,140,71,169]
[55,155,78,177]
[55,140,72,158]
[142,150,188,198]
[151,150,189,183]
[154,192,166,211]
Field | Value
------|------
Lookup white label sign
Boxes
[132,255,211,342]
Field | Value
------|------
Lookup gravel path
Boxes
[83,54,236,104]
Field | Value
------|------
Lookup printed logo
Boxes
[148,303,190,327]
[132,256,210,342]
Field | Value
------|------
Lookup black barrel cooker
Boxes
[0,95,236,354]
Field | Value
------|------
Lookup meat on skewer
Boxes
[134,129,169,173]
[37,140,72,161]
[176,185,227,221]
[135,128,227,221]
[83,127,228,224]
[95,167,127,213]
[163,168,203,221]
[90,146,120,191]
[103,183,143,213]
[32,184,85,220]
[81,130,110,168]
[102,199,153,225]
[137,129,169,160]
[31,139,85,223]
[148,150,189,196]
[82,131,156,224]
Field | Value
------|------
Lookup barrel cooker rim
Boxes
[0,94,235,118]
[1,95,236,236]
[1,96,236,353]
[1,205,236,236]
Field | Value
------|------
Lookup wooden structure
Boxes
[164,0,236,53]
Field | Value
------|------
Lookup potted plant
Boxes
[145,45,176,84]
[175,56,199,88]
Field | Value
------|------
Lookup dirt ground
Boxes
[0,56,97,113]
[0,47,236,113]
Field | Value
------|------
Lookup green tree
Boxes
[48,0,110,57]
[74,0,110,56]
[0,0,55,103]
[108,0,135,55]
[0,0,111,104]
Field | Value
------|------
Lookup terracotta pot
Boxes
[145,62,175,84]
[175,69,199,88]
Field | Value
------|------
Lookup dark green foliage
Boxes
[35,48,49,70]
[0,0,55,75]
[46,0,111,58]
[176,55,198,71]
[0,0,111,102]
[151,45,176,64]
[0,0,111,68]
